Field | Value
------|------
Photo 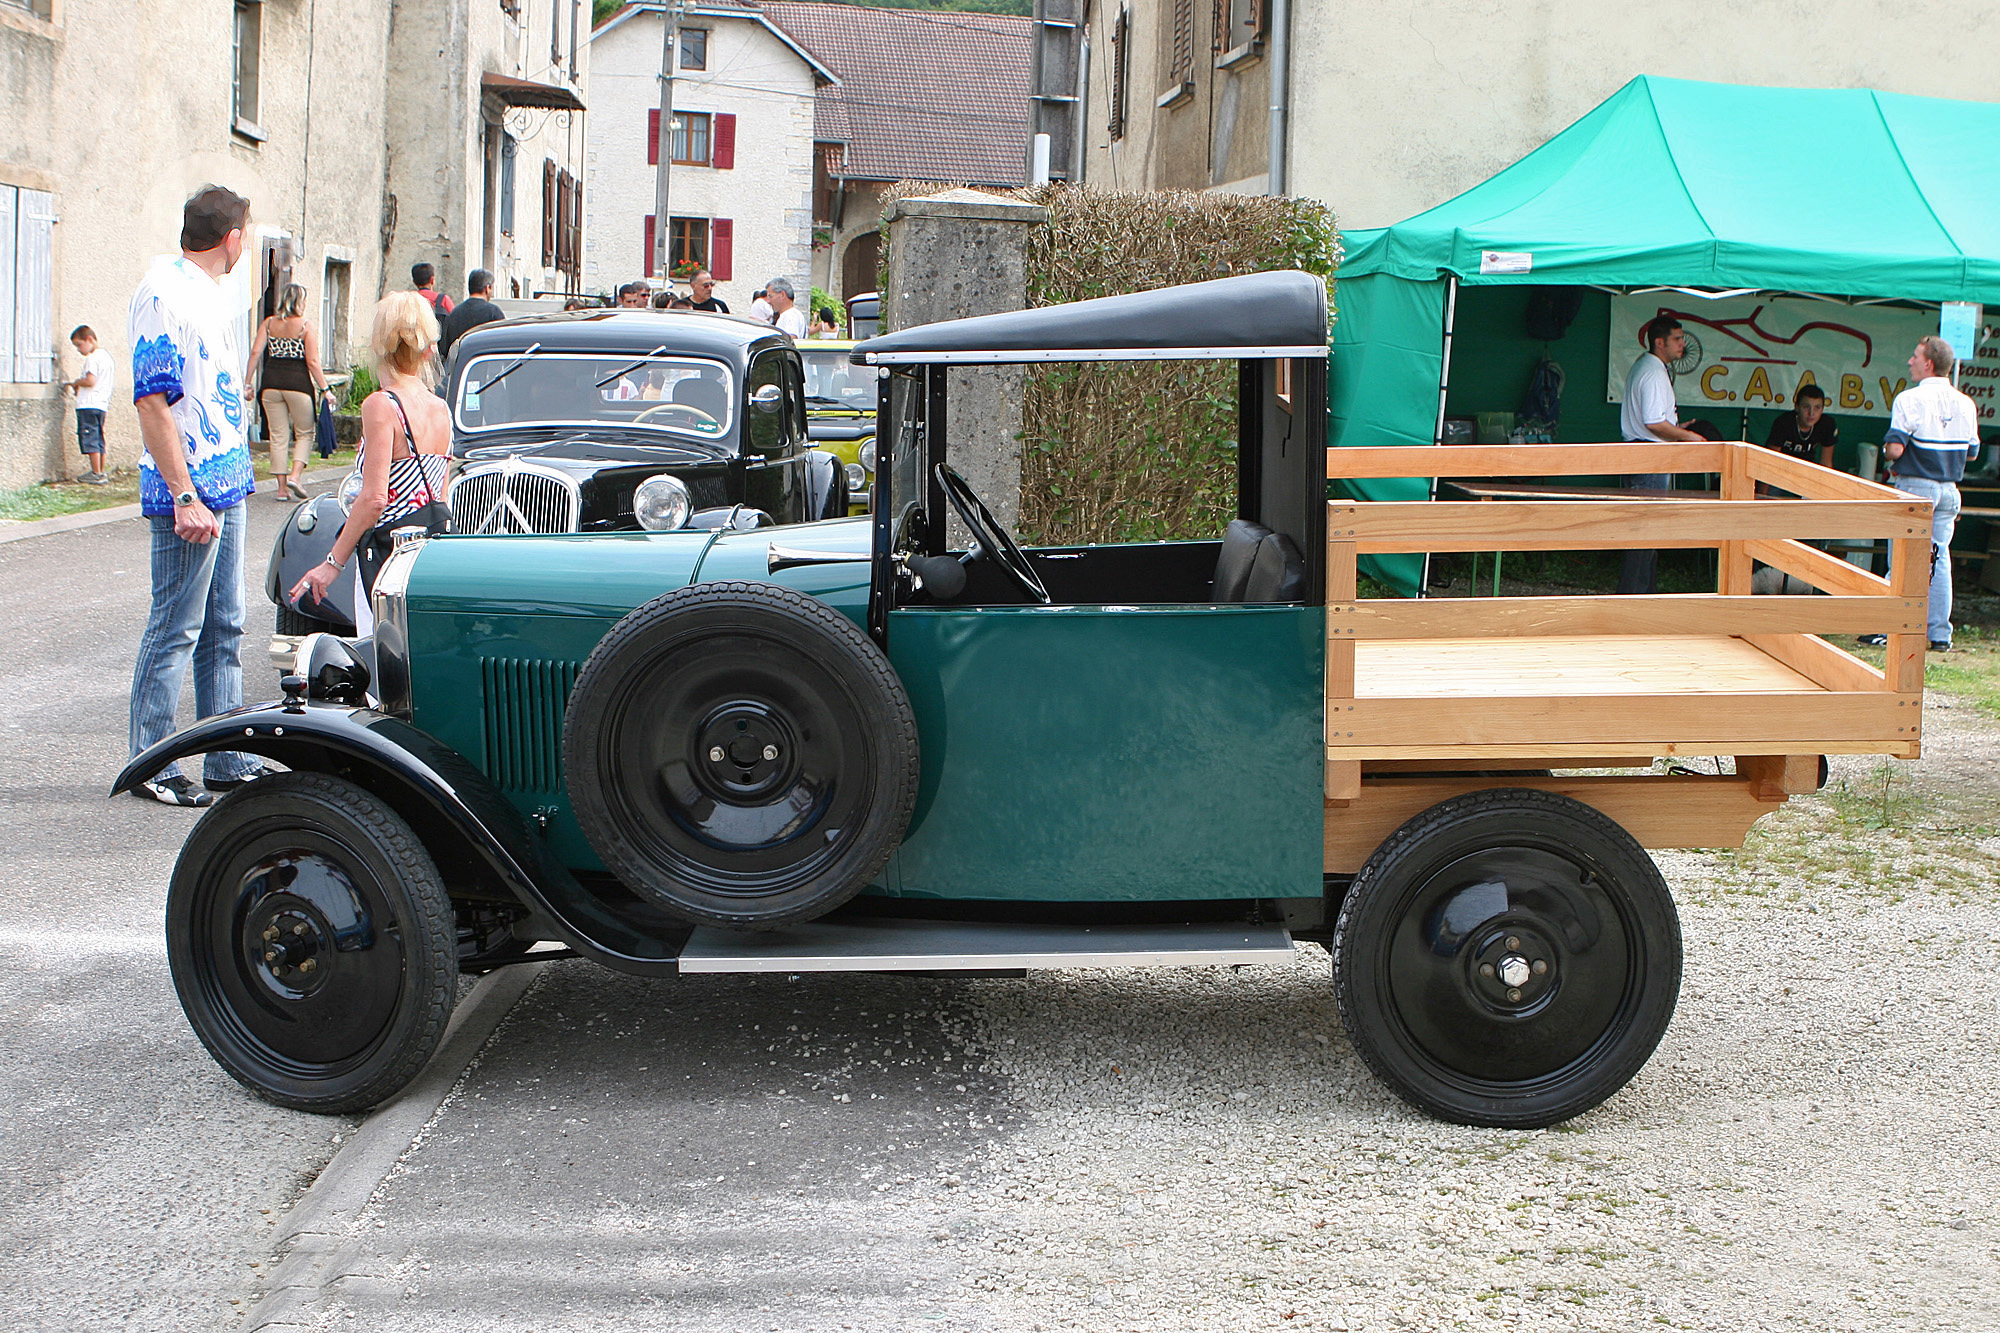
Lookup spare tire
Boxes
[563,580,918,929]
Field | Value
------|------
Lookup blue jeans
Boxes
[1617,472,1671,594]
[1892,477,1960,645]
[129,505,255,782]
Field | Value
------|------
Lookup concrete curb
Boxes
[0,466,354,546]
[237,960,548,1331]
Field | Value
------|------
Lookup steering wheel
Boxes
[934,463,1050,604]
[633,401,721,429]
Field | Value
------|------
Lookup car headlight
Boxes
[338,468,364,515]
[370,537,425,718]
[844,463,867,491]
[858,438,876,475]
[633,474,692,531]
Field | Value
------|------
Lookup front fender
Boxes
[802,448,849,521]
[266,495,358,634]
[114,702,681,974]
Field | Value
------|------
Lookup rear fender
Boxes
[114,702,681,974]
[267,495,359,634]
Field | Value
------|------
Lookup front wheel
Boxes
[166,773,458,1114]
[1332,788,1682,1128]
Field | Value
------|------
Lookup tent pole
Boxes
[1421,275,1458,597]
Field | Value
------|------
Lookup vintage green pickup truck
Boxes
[121,271,1931,1129]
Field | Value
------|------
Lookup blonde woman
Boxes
[247,283,334,500]
[288,293,452,622]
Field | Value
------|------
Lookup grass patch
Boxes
[0,472,141,520]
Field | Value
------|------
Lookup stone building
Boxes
[0,0,589,489]
[1078,0,2000,228]
[584,0,832,313]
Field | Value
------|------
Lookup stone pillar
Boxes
[882,188,1047,532]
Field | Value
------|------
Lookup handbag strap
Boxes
[381,390,441,507]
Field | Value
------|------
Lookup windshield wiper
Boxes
[594,345,671,389]
[476,342,541,392]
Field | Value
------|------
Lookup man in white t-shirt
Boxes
[766,277,808,339]
[63,324,114,483]
[1617,315,1706,594]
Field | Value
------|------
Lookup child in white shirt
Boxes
[63,325,113,483]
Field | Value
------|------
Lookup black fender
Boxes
[114,702,682,975]
[266,495,359,635]
[802,448,849,521]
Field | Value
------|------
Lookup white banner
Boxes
[1606,294,1996,423]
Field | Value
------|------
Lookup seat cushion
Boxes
[1213,519,1272,602]
[1244,531,1306,602]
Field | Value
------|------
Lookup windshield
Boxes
[455,352,734,439]
[799,350,875,410]
[885,368,928,552]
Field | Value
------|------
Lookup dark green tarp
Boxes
[1329,75,2000,593]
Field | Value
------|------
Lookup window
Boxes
[643,216,731,280]
[672,112,712,167]
[0,185,55,385]
[232,1,263,137]
[551,0,563,62]
[679,27,707,71]
[555,169,581,281]
[499,0,521,18]
[1218,0,1265,62]
[1158,0,1194,106]
[321,259,351,371]
[1107,7,1129,139]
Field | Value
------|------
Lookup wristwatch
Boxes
[174,490,197,507]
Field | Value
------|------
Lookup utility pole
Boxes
[651,0,684,281]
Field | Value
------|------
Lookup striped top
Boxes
[1886,377,1980,483]
[365,391,452,527]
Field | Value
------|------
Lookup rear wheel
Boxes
[166,773,458,1114]
[1332,789,1681,1128]
[274,601,320,636]
[564,580,919,929]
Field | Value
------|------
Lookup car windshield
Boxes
[799,349,875,409]
[455,352,734,439]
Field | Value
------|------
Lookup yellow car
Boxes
[799,339,875,513]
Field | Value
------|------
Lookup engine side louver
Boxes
[480,657,581,792]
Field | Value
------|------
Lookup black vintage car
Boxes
[267,311,847,634]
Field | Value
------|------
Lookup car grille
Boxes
[449,461,582,534]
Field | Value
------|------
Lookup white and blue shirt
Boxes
[1886,376,1980,484]
[129,255,255,515]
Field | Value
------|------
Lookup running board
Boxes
[677,918,1295,974]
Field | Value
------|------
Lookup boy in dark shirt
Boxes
[1763,383,1837,467]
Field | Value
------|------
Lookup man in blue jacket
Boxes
[1883,336,1981,652]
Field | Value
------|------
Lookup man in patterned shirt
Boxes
[125,185,270,806]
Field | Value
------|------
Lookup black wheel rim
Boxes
[190,821,408,1076]
[1379,844,1641,1089]
[600,628,874,897]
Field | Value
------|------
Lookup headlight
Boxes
[859,438,877,475]
[370,539,425,718]
[633,474,692,530]
[338,468,364,515]
[843,463,867,491]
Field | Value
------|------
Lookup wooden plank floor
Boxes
[1351,635,1822,698]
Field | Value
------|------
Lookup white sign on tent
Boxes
[1605,294,1995,423]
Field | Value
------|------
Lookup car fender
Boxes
[115,702,683,975]
[266,495,359,634]
[801,447,849,521]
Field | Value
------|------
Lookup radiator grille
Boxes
[480,657,580,792]
[450,462,582,534]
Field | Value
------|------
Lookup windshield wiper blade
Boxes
[594,345,671,389]
[477,342,542,391]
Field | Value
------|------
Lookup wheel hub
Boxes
[1471,926,1558,1010]
[693,702,798,801]
[242,890,334,999]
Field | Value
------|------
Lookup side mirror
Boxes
[750,383,783,413]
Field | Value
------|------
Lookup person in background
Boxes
[126,184,271,806]
[563,297,591,312]
[412,262,454,320]
[439,268,505,360]
[766,277,807,338]
[650,290,675,310]
[749,288,773,323]
[62,324,113,483]
[617,282,651,309]
[688,270,729,313]
[809,307,841,339]
[246,282,334,501]
[1617,315,1707,594]
[288,293,453,626]
[669,294,694,310]
[1880,336,1978,652]
[1763,382,1837,468]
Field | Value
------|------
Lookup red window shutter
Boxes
[643,215,656,278]
[710,218,732,280]
[648,109,660,167]
[713,114,737,170]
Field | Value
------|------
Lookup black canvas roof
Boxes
[852,271,1329,365]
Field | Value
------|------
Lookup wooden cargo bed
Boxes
[1321,442,1929,869]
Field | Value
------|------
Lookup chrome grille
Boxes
[449,461,582,534]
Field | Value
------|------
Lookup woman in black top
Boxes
[248,283,335,500]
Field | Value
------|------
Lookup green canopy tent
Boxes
[1330,75,2000,594]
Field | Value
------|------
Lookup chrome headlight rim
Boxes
[858,437,877,476]
[632,473,693,531]
[337,468,364,515]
